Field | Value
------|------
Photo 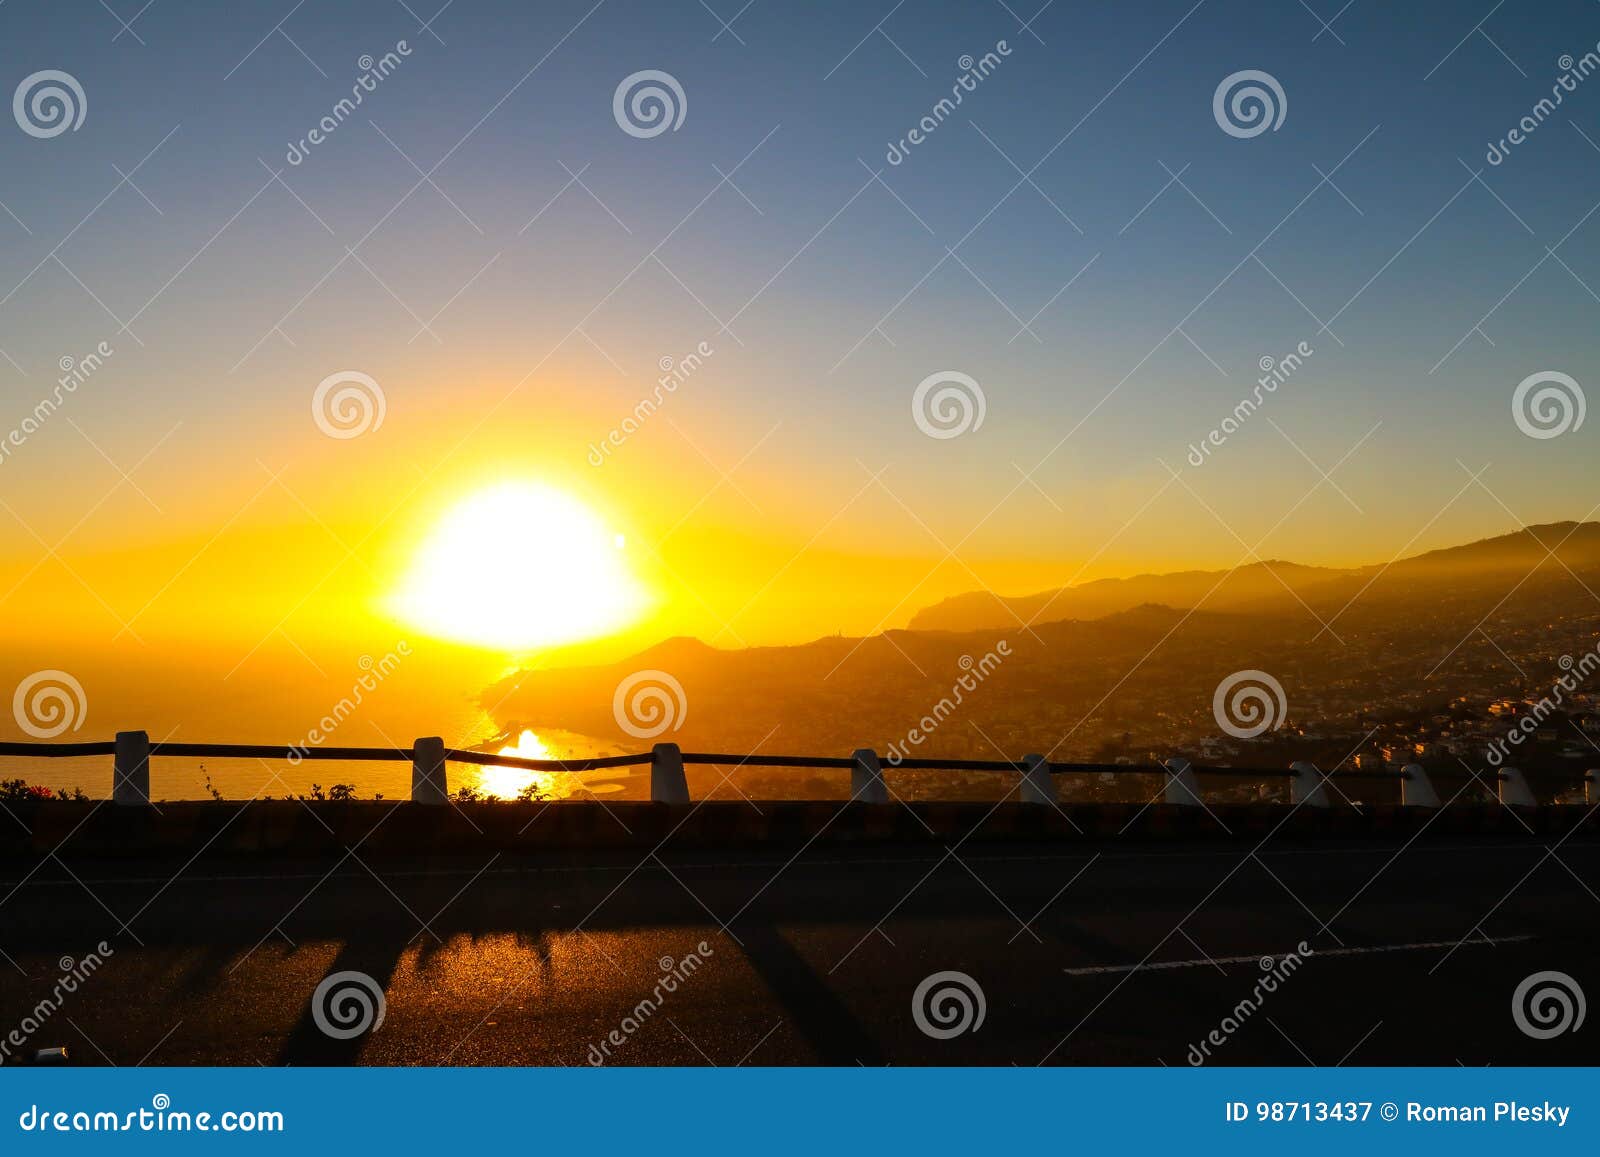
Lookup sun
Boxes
[390,481,646,650]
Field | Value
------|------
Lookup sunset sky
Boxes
[2,0,1598,748]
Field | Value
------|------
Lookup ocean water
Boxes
[2,646,631,801]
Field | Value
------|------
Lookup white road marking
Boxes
[1062,934,1536,975]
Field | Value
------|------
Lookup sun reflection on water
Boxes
[477,729,625,799]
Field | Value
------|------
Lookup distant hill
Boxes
[1379,521,1600,576]
[481,520,1600,763]
[482,602,1261,756]
[908,522,1600,632]
[909,560,1352,632]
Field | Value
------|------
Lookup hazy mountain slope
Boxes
[908,523,1600,632]
[909,560,1355,632]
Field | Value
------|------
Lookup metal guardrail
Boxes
[3,733,1596,809]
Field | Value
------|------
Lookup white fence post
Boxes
[1499,765,1536,807]
[1020,753,1057,805]
[1290,761,1329,808]
[850,748,888,803]
[651,742,689,803]
[1163,757,1200,806]
[1400,763,1440,808]
[112,730,151,807]
[411,736,447,805]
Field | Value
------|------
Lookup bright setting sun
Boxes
[389,482,647,651]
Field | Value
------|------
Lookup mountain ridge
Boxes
[908,521,1600,633]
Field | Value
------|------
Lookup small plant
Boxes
[517,782,551,802]
[201,764,224,802]
[289,783,362,802]
[451,785,481,803]
[0,779,65,802]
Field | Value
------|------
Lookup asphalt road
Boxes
[1,834,1596,1065]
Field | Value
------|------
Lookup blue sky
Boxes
[1,0,1598,646]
